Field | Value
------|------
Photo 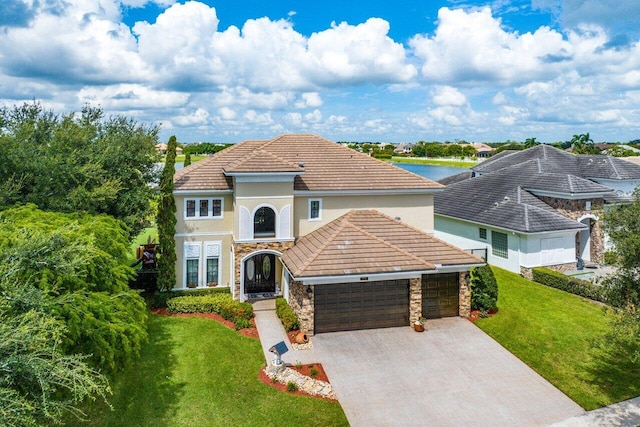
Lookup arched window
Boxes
[254,207,276,238]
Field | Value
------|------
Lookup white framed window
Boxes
[479,227,487,240]
[183,241,222,289]
[491,231,508,259]
[185,198,223,219]
[309,199,322,221]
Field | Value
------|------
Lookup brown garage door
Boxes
[314,280,409,333]
[422,273,459,318]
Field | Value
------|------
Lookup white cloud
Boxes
[431,86,467,107]
[171,108,210,126]
[295,92,323,108]
[218,107,237,120]
[77,84,189,109]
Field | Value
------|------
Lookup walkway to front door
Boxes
[244,253,276,299]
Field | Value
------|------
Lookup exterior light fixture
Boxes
[306,285,313,298]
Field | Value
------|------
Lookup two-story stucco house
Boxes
[172,134,483,334]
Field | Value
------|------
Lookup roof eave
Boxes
[525,188,612,200]
[435,213,588,234]
[294,188,442,196]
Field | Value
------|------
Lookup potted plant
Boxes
[187,283,197,289]
[207,281,218,287]
[414,317,427,332]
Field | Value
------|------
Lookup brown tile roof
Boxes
[281,210,484,279]
[174,134,443,192]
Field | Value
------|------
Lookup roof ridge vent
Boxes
[504,196,510,201]
[494,202,499,207]
[298,162,304,167]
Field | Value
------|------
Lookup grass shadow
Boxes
[77,314,186,426]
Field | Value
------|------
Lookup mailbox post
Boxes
[268,341,289,367]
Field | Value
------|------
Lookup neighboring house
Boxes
[155,143,183,155]
[460,142,495,158]
[434,145,640,276]
[172,134,484,334]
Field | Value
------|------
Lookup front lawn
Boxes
[476,267,640,410]
[77,315,348,426]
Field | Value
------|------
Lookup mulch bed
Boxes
[468,309,498,322]
[150,307,259,339]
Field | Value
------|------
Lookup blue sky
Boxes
[1,1,639,143]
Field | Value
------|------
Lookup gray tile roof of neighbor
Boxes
[175,134,444,192]
[436,144,640,233]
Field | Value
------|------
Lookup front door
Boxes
[244,253,276,295]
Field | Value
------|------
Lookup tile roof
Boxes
[281,210,484,278]
[174,134,444,192]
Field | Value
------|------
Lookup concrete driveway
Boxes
[308,318,583,427]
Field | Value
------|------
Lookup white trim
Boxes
[235,195,293,200]
[435,213,587,234]
[294,189,442,196]
[295,265,483,285]
[175,231,233,238]
[577,213,598,223]
[182,241,223,289]
[235,238,295,244]
[174,189,233,195]
[184,197,224,220]
[308,198,322,221]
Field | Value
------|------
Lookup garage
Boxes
[422,273,459,318]
[314,280,409,333]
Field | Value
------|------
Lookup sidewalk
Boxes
[548,396,640,427]
[252,299,317,366]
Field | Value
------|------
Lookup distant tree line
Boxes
[182,142,232,156]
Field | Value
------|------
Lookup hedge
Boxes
[147,287,231,308]
[531,267,606,303]
[166,293,254,330]
[275,298,300,332]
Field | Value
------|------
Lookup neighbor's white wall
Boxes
[519,232,576,268]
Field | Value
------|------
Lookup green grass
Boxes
[76,315,348,426]
[173,155,207,163]
[389,156,477,168]
[476,267,640,410]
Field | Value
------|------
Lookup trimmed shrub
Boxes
[275,298,300,332]
[166,293,254,327]
[532,267,606,303]
[147,287,230,308]
[286,381,299,392]
[470,265,498,311]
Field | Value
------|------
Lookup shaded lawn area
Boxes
[476,267,640,411]
[78,315,348,426]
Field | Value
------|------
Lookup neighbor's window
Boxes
[185,198,223,219]
[309,199,322,220]
[491,231,508,259]
[479,227,487,240]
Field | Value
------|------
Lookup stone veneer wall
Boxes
[409,277,422,325]
[232,241,294,298]
[458,273,471,318]
[289,281,314,335]
[520,262,576,279]
[537,196,605,264]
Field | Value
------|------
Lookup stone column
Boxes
[289,281,314,335]
[459,272,471,318]
[409,277,422,325]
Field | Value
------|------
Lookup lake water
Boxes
[174,162,464,181]
[391,162,466,181]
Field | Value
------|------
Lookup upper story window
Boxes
[185,198,223,219]
[254,207,276,238]
[309,199,322,221]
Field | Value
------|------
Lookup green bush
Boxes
[286,381,299,392]
[532,267,606,303]
[470,265,498,311]
[147,287,230,308]
[275,298,300,331]
[166,293,254,328]
[604,251,618,265]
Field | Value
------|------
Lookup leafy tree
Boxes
[157,136,178,292]
[602,188,640,360]
[494,142,525,154]
[524,137,539,148]
[606,145,637,157]
[445,143,462,158]
[470,265,498,312]
[570,132,600,155]
[184,151,192,167]
[0,205,148,372]
[0,102,160,238]
[183,142,231,155]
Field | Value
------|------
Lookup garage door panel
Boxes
[422,273,459,319]
[315,280,409,333]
